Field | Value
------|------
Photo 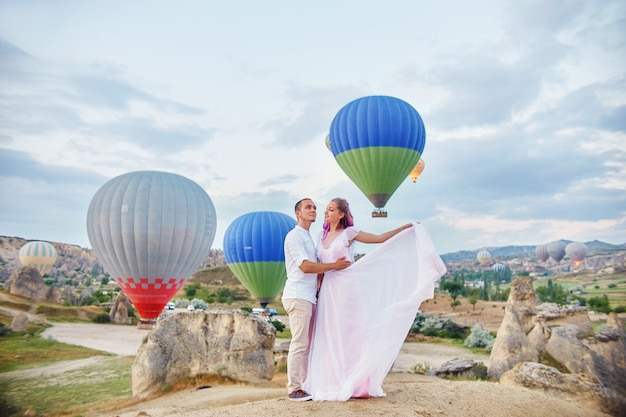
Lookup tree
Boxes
[588,294,611,314]
[468,293,479,311]
[441,281,463,302]
[185,282,201,298]
[535,279,568,305]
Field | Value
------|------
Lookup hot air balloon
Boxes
[477,249,491,266]
[329,95,426,217]
[565,242,587,267]
[535,244,549,262]
[409,158,425,183]
[19,241,57,276]
[492,262,505,272]
[86,171,217,325]
[547,240,566,264]
[325,134,331,151]
[223,211,295,309]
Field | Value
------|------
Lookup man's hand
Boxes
[334,256,351,270]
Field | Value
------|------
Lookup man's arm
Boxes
[300,257,351,273]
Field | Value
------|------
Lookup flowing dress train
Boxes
[304,224,447,401]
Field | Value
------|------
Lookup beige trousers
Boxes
[282,298,315,393]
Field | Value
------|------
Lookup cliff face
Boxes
[0,236,99,283]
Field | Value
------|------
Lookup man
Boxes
[282,198,351,401]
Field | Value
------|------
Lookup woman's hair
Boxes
[322,198,354,239]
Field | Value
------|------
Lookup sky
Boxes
[0,0,625,256]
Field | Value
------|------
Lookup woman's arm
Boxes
[354,223,415,244]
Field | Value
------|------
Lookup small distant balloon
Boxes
[546,240,566,263]
[535,245,549,262]
[19,241,57,276]
[477,249,491,266]
[492,262,505,272]
[565,242,587,267]
[325,134,331,151]
[409,158,425,183]
[223,211,296,309]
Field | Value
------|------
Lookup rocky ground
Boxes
[35,321,612,417]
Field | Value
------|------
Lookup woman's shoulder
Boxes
[344,225,360,239]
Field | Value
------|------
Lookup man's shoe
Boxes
[288,389,312,401]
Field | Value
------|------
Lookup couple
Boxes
[282,197,447,402]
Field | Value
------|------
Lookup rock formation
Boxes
[109,291,133,324]
[6,267,47,301]
[489,275,626,415]
[10,312,28,332]
[132,309,276,399]
[58,285,78,305]
[45,284,60,303]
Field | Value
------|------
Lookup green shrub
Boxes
[412,313,468,339]
[588,295,611,313]
[269,319,285,333]
[91,313,111,323]
[410,362,432,374]
[464,323,495,351]
[472,362,489,380]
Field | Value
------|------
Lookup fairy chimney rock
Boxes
[132,309,276,399]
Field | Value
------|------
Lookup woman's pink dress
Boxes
[303,224,446,401]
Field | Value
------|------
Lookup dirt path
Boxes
[37,322,488,373]
[40,322,148,356]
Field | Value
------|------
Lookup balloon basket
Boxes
[372,210,388,218]
[138,318,157,330]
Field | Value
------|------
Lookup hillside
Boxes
[440,240,626,263]
[1,234,625,290]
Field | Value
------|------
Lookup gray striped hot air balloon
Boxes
[86,171,217,323]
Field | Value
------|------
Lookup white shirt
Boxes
[282,225,318,304]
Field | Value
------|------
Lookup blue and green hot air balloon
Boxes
[329,95,426,216]
[223,211,296,309]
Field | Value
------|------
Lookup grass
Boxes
[0,356,135,417]
[534,271,626,309]
[0,298,287,417]
[0,317,134,417]
[0,321,113,374]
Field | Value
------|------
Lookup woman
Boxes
[303,198,446,401]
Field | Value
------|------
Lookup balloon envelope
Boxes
[565,242,587,266]
[19,241,57,275]
[477,249,491,266]
[492,262,505,272]
[547,240,566,263]
[223,211,295,308]
[535,245,549,262]
[86,171,217,321]
[329,95,426,209]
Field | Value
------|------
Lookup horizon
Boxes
[2,233,624,257]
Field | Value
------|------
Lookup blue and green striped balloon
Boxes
[329,95,426,209]
[223,211,296,308]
